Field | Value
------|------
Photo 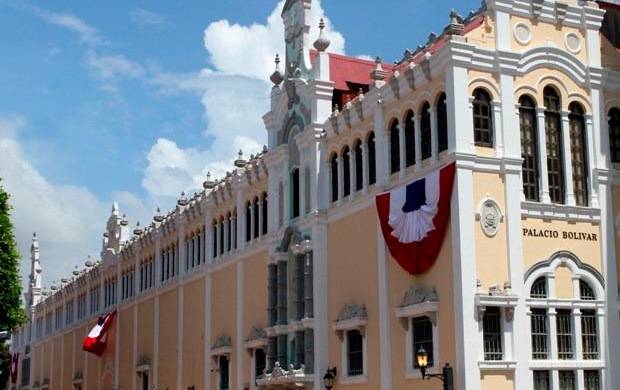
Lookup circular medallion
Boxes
[565,32,582,54]
[514,23,532,45]
[479,198,502,237]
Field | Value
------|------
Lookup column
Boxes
[349,148,356,195]
[445,65,474,154]
[257,200,263,237]
[178,219,186,275]
[561,111,575,205]
[299,161,306,216]
[585,114,599,207]
[204,274,212,390]
[373,101,389,186]
[430,106,438,162]
[153,232,161,387]
[223,217,229,253]
[573,308,584,389]
[205,208,213,263]
[414,115,422,171]
[312,222,329,390]
[177,282,184,390]
[398,123,405,179]
[377,223,392,390]
[492,101,503,157]
[215,220,220,258]
[336,155,344,202]
[235,261,244,390]
[548,308,559,390]
[361,143,369,194]
[303,246,314,319]
[536,108,551,203]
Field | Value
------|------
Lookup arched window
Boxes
[519,96,540,201]
[472,88,493,147]
[389,119,400,174]
[212,220,218,258]
[253,197,260,238]
[246,202,252,242]
[437,93,448,153]
[226,212,232,251]
[261,193,268,235]
[330,153,338,202]
[219,217,225,255]
[609,108,620,163]
[291,168,300,219]
[530,277,547,298]
[404,110,415,167]
[544,86,565,204]
[232,211,237,249]
[367,132,376,185]
[354,140,363,191]
[580,280,596,300]
[569,103,588,206]
[342,146,351,197]
[421,102,432,160]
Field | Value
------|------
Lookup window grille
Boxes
[544,86,565,204]
[569,103,588,206]
[533,370,550,390]
[559,370,575,390]
[367,133,376,185]
[267,337,277,371]
[556,309,573,360]
[609,108,620,163]
[304,329,315,374]
[294,331,305,368]
[255,348,266,381]
[472,89,493,147]
[261,194,268,234]
[267,264,277,327]
[421,103,432,159]
[389,119,400,174]
[219,356,229,390]
[404,111,415,167]
[519,96,540,201]
[342,147,351,197]
[347,329,364,377]
[412,316,434,368]
[277,334,288,367]
[276,262,288,325]
[580,280,596,300]
[585,370,600,390]
[437,94,448,152]
[295,256,304,321]
[483,307,502,360]
[581,310,599,360]
[531,308,548,359]
[354,141,363,191]
[530,277,547,298]
[330,154,338,202]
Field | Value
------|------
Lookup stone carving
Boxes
[479,198,503,237]
[246,326,267,342]
[354,89,365,121]
[405,63,416,90]
[136,354,151,367]
[389,70,401,100]
[399,286,439,308]
[336,303,368,322]
[212,335,232,349]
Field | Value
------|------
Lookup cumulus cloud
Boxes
[145,0,345,204]
[130,8,168,27]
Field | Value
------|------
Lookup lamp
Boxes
[415,347,454,390]
[323,367,337,390]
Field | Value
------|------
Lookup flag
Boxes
[376,163,455,275]
[83,310,116,357]
[10,352,18,383]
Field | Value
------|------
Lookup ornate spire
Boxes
[153,207,164,223]
[370,56,389,85]
[177,191,189,207]
[269,54,284,87]
[203,171,215,190]
[234,150,247,168]
[133,221,143,236]
[313,18,330,52]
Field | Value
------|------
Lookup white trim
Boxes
[376,222,392,390]
[235,261,244,390]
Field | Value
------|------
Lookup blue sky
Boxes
[0,0,481,288]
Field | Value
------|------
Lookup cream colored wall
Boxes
[243,251,268,387]
[42,340,50,383]
[474,172,510,291]
[554,265,574,299]
[74,325,86,379]
[522,218,602,272]
[100,315,117,390]
[137,298,154,368]
[118,306,134,389]
[85,319,100,389]
[514,67,590,111]
[62,332,73,387]
[51,337,61,389]
[32,345,41,384]
[183,278,206,389]
[464,14,496,51]
[389,221,455,390]
[327,206,380,389]
[158,289,179,389]
[481,371,514,390]
[211,264,237,390]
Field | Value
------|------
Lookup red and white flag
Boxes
[10,352,18,383]
[83,310,116,357]
[376,163,455,275]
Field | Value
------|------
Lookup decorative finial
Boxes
[203,171,215,190]
[234,150,247,168]
[133,221,143,236]
[177,191,189,207]
[262,145,268,153]
[153,207,164,223]
[270,54,284,87]
[120,213,128,226]
[370,57,388,84]
[72,265,79,276]
[313,18,331,52]
[446,9,464,36]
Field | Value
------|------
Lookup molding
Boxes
[478,360,517,371]
[521,201,601,222]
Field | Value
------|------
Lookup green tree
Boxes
[0,179,25,331]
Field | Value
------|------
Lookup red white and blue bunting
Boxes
[376,163,455,275]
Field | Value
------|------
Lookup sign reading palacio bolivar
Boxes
[522,228,598,241]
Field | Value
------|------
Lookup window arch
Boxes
[472,88,493,147]
[544,86,565,204]
[519,95,540,201]
[330,153,339,202]
[253,196,260,238]
[404,110,415,167]
[291,168,300,219]
[437,93,448,153]
[530,277,547,298]
[389,119,400,174]
[354,140,363,191]
[609,107,620,163]
[261,192,268,235]
[420,102,432,160]
[342,146,351,197]
[569,102,588,206]
[580,280,596,300]
[367,132,376,185]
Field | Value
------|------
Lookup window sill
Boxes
[521,201,600,222]
[478,360,516,370]
[528,359,605,369]
[339,375,368,385]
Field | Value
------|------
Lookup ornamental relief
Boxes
[476,197,503,238]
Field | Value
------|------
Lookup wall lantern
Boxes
[416,347,454,390]
[323,367,337,390]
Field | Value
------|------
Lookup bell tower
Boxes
[281,0,312,79]
[26,232,42,315]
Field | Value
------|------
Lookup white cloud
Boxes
[130,8,168,27]
[30,6,106,46]
[0,117,150,288]
[86,51,144,80]
[144,0,345,204]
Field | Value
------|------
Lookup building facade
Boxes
[9,0,620,389]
